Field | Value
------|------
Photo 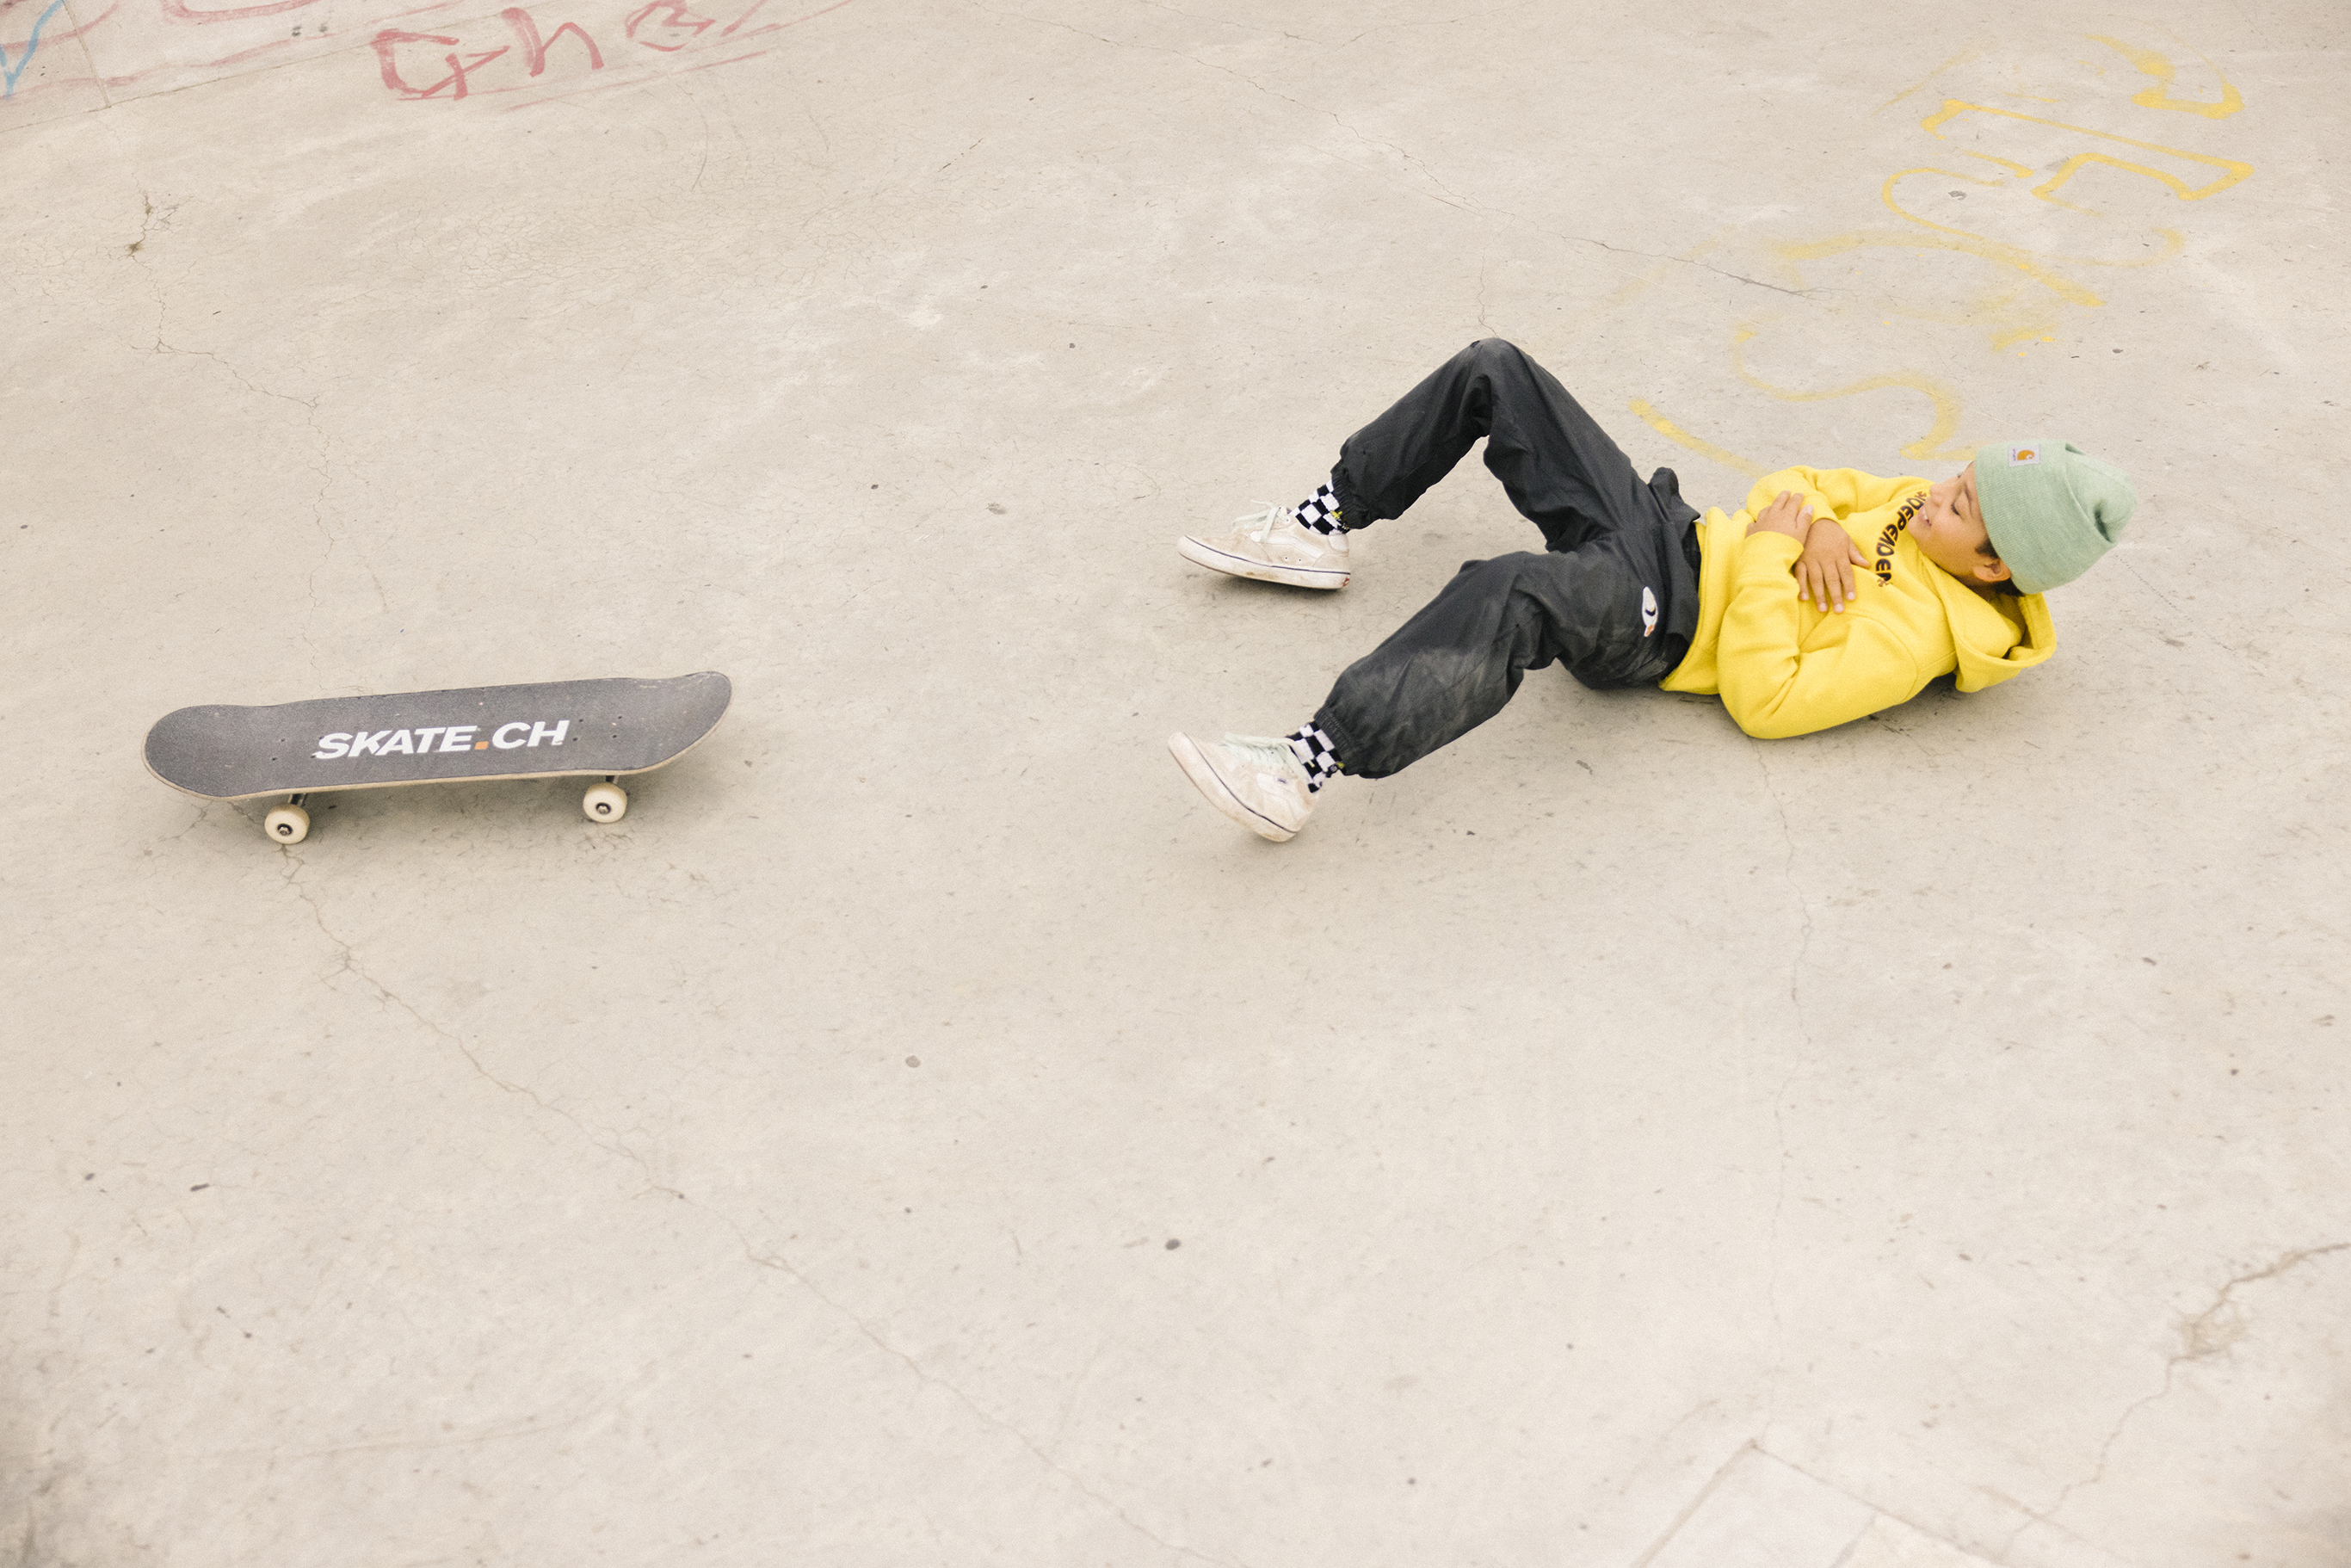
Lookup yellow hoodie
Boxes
[1661,467,2055,739]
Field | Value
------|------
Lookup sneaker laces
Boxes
[1221,733,1307,782]
[1235,502,1290,542]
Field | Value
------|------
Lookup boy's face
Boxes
[1910,464,2012,587]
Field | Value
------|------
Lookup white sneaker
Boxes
[1178,503,1351,590]
[1168,732,1316,841]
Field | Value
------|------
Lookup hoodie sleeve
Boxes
[1716,532,1926,739]
[1743,467,1920,522]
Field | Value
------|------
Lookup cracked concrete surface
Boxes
[4,0,2348,1564]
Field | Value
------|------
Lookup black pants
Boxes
[1311,340,1705,780]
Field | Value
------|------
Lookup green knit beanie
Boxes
[1972,441,2136,594]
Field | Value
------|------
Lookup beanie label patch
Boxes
[2009,445,2041,465]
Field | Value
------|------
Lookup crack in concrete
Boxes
[1752,1447,2002,1568]
[1120,0,1315,44]
[1047,1336,1111,1460]
[2002,1240,2350,1556]
[276,857,657,1182]
[124,190,164,256]
[1577,235,1817,297]
[718,1207,1255,1568]
[1342,0,1541,46]
[42,1232,82,1337]
[1628,1441,1749,1568]
[281,1409,595,1461]
[273,856,1236,1565]
[126,187,387,670]
[156,804,213,843]
[1752,746,1811,1438]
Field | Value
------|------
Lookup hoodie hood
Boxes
[1934,571,2055,692]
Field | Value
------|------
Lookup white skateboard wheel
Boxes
[264,804,310,844]
[582,782,628,823]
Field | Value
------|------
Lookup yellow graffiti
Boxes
[1920,101,2253,201]
[1994,60,2063,105]
[1961,151,2038,177]
[1730,327,1972,461]
[1887,290,2058,351]
[1607,33,2246,483]
[1879,170,2189,267]
[1626,399,1764,478]
[1780,225,2104,308]
[1599,231,1731,318]
[2088,34,2243,119]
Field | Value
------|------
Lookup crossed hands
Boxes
[1744,490,1867,613]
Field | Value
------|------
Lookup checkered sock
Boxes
[1291,483,1344,536]
[1285,724,1343,792]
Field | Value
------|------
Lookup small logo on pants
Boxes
[1640,586,1659,637]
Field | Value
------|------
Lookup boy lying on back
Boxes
[1168,339,2135,841]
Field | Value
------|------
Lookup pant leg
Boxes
[1312,540,1680,781]
[1332,338,1666,553]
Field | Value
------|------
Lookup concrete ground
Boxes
[5,0,2346,1563]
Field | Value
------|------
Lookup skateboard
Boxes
[144,671,733,843]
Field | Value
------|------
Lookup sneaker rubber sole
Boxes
[1166,732,1301,842]
[1176,534,1348,590]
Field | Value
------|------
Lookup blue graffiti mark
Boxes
[3,0,71,99]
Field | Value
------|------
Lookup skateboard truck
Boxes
[262,782,619,842]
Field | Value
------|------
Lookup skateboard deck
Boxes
[145,672,731,840]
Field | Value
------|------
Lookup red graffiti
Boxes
[371,0,855,104]
[621,0,714,52]
[501,5,601,73]
[162,0,319,23]
[370,29,509,98]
